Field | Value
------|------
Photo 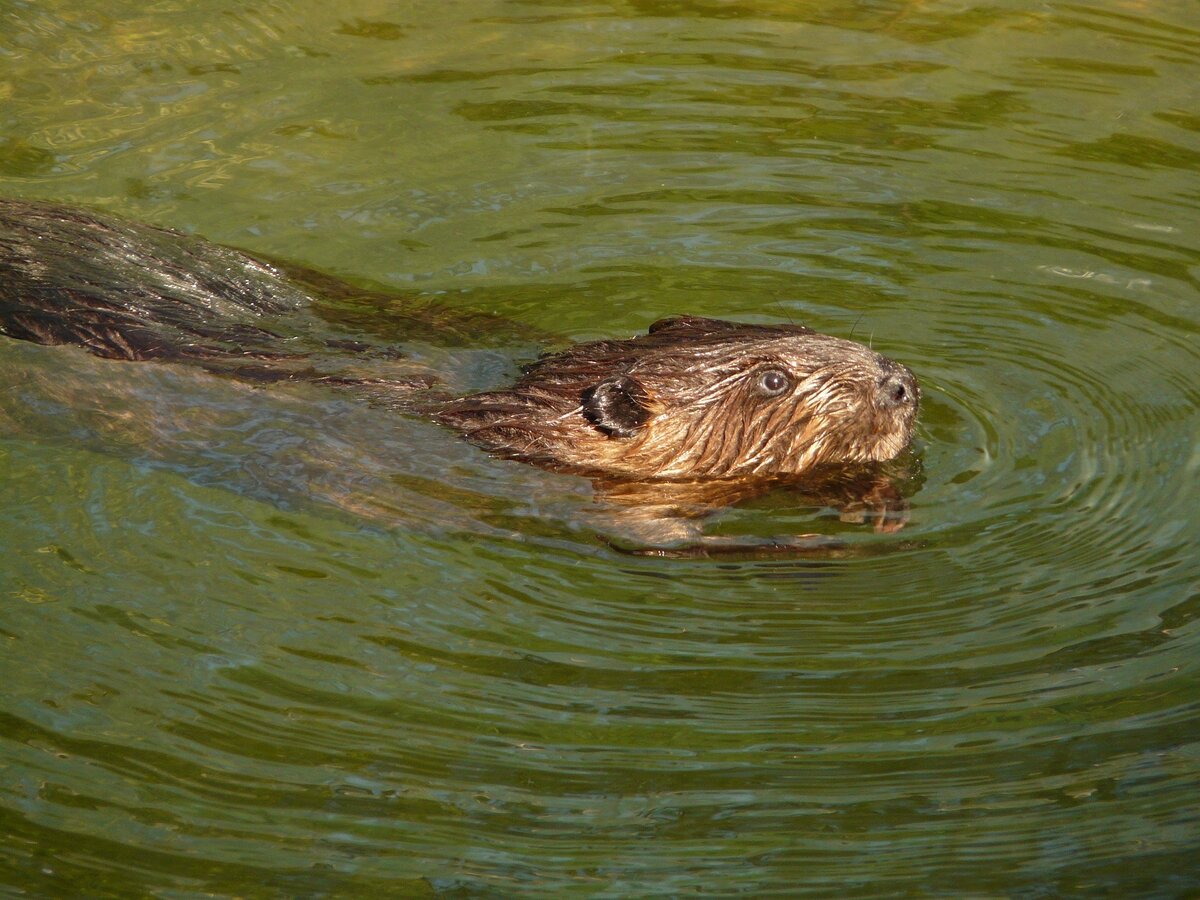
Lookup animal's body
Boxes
[1,199,918,484]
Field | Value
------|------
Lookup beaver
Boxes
[0,199,918,492]
[436,315,917,479]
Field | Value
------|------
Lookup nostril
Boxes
[879,372,916,408]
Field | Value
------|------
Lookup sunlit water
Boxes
[2,0,1198,894]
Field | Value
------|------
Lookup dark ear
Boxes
[581,375,650,438]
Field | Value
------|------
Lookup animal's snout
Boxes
[877,366,918,410]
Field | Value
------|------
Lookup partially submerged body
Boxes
[0,198,534,389]
[437,314,917,480]
[0,199,921,552]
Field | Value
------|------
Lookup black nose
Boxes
[878,367,917,409]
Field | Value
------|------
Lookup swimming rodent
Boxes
[436,315,917,479]
[0,198,919,486]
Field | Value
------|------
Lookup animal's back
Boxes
[0,199,314,362]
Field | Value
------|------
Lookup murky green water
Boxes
[3,0,1198,894]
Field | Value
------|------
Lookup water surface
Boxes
[2,0,1198,894]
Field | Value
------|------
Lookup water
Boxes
[2,0,1198,894]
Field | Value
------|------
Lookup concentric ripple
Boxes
[3,0,1200,895]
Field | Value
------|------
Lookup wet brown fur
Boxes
[436,316,918,479]
[2,199,918,483]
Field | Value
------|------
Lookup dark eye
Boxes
[756,368,791,397]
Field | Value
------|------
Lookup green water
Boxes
[2,0,1198,894]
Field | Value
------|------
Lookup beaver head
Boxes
[435,316,919,480]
